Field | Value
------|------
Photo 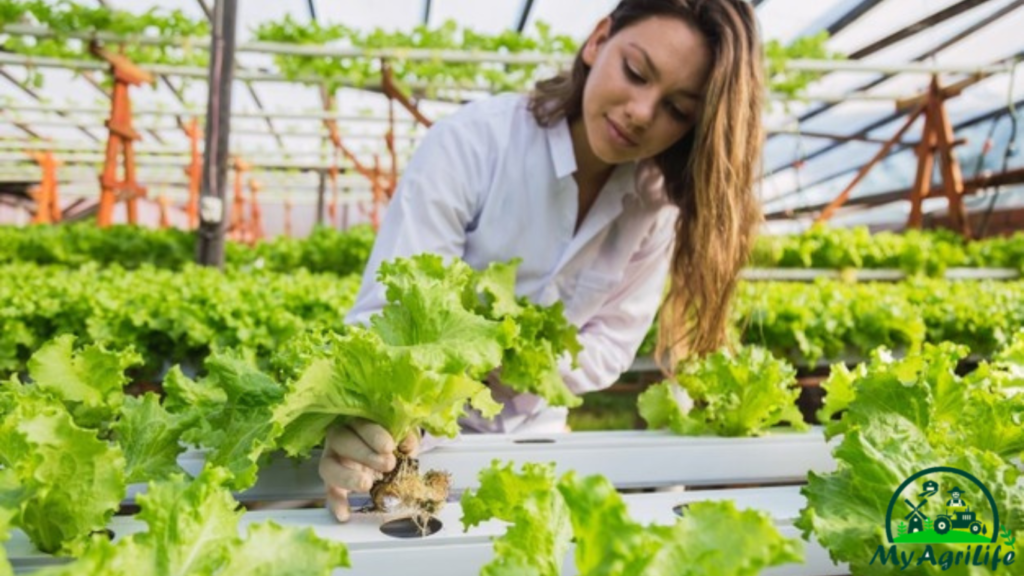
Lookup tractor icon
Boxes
[934,486,987,536]
[934,506,987,536]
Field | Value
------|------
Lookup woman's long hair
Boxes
[528,0,764,370]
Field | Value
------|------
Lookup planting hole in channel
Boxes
[380,516,443,538]
[92,528,115,541]
[673,504,692,518]
[513,438,555,444]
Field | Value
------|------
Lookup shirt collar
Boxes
[545,115,642,201]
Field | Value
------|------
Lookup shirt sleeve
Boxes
[344,118,488,326]
[558,206,677,394]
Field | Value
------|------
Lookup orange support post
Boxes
[817,76,972,237]
[371,154,384,231]
[284,195,293,238]
[381,60,433,128]
[157,194,171,229]
[249,178,263,243]
[228,157,250,240]
[327,165,339,228]
[182,118,203,229]
[26,151,61,224]
[92,43,153,227]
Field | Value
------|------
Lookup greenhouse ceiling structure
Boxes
[1,0,1023,236]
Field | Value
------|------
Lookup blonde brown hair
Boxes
[528,0,764,370]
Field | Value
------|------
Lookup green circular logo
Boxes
[885,466,1000,545]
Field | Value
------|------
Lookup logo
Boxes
[871,467,1016,571]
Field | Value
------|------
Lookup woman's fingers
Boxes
[326,422,396,473]
[326,484,351,523]
[398,430,421,457]
[320,451,377,492]
[350,419,396,456]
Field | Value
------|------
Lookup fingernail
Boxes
[332,503,350,523]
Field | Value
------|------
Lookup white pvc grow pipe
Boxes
[122,429,835,503]
[3,486,847,576]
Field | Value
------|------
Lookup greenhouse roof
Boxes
[1,0,1023,232]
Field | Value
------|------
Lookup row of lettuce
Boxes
[3,223,1024,276]
[1,254,1022,575]
[5,259,1021,380]
[0,224,375,277]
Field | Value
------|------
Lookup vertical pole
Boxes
[197,0,238,267]
[907,104,936,229]
[316,169,326,226]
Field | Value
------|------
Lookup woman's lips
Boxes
[605,116,638,147]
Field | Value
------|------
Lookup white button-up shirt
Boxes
[346,93,677,433]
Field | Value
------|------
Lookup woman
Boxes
[322,0,764,521]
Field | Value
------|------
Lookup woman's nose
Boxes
[624,91,658,131]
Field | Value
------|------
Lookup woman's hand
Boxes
[319,419,420,522]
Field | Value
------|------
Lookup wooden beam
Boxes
[766,167,1024,220]
[814,106,924,223]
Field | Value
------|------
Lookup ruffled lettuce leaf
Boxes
[371,254,514,374]
[823,344,1024,459]
[639,347,806,436]
[273,329,502,457]
[164,355,284,490]
[113,393,199,484]
[559,472,802,576]
[0,470,18,576]
[0,390,125,555]
[461,461,572,576]
[470,260,582,408]
[799,344,1024,575]
[33,467,349,576]
[463,461,802,576]
[26,334,142,429]
[799,415,1024,576]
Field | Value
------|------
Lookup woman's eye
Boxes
[667,105,689,122]
[622,60,644,84]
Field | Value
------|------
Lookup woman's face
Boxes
[580,15,711,165]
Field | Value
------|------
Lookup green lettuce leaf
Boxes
[824,344,1024,459]
[273,329,502,457]
[639,347,806,436]
[26,334,142,429]
[461,461,572,576]
[33,467,349,576]
[799,415,1024,575]
[0,469,18,576]
[167,355,284,490]
[113,394,199,484]
[463,461,802,576]
[558,472,802,576]
[816,362,865,425]
[221,521,350,575]
[371,254,514,374]
[0,390,125,555]
[470,260,582,408]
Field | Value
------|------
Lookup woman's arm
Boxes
[559,208,676,394]
[345,118,488,326]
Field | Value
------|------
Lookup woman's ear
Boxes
[581,17,612,67]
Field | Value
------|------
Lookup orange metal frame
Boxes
[183,118,203,229]
[249,178,264,243]
[228,156,250,240]
[26,151,61,224]
[816,76,972,237]
[92,43,153,227]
